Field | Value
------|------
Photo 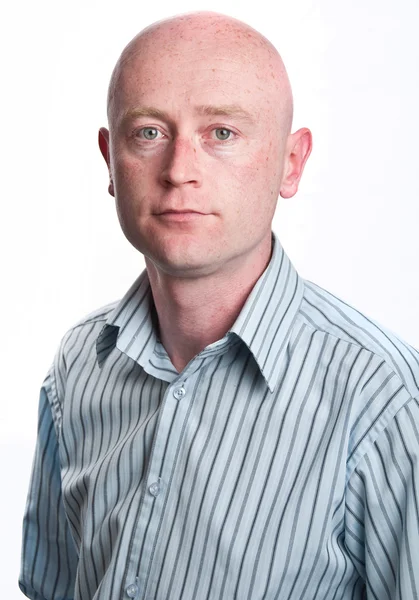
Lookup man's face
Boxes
[101,24,302,278]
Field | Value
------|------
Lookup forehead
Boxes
[111,33,281,122]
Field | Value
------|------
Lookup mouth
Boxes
[158,210,206,215]
[156,210,208,223]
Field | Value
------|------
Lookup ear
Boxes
[279,128,312,199]
[98,127,114,197]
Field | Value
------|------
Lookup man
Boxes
[20,10,419,600]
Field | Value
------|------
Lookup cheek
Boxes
[228,143,281,201]
[259,139,281,178]
[229,147,281,232]
[113,153,146,188]
[111,155,153,230]
[112,153,165,207]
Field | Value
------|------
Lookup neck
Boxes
[145,236,273,373]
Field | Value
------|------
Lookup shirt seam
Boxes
[297,312,383,358]
[297,311,416,384]
[346,391,418,483]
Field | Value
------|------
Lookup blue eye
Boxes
[215,128,232,140]
[140,127,159,140]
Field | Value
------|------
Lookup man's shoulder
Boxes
[56,299,121,359]
[300,279,419,398]
[43,299,122,400]
[67,300,120,331]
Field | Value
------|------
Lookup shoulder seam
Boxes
[349,392,418,481]
[67,315,110,332]
[63,300,120,334]
[297,311,380,356]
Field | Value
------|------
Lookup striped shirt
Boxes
[20,231,419,600]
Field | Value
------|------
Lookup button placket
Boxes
[125,378,192,595]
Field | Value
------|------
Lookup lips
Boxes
[159,209,205,215]
[156,210,208,223]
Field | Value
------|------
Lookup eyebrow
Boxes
[121,104,255,125]
[195,104,255,124]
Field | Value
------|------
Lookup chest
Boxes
[59,350,361,599]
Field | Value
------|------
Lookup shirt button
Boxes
[149,481,161,497]
[173,385,186,400]
[126,583,138,598]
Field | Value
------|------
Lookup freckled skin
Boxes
[99,11,312,370]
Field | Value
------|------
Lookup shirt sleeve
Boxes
[19,377,78,600]
[345,395,419,599]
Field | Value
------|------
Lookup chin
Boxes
[145,247,222,279]
[156,256,215,278]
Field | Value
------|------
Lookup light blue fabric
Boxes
[20,231,419,599]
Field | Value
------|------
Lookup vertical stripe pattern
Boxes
[20,231,419,600]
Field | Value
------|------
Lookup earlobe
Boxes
[279,128,312,199]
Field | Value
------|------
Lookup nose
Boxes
[159,137,202,188]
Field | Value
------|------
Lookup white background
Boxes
[1,0,418,596]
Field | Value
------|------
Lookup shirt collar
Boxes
[229,232,305,391]
[96,231,304,392]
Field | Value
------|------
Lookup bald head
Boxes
[107,11,293,136]
[98,10,311,280]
